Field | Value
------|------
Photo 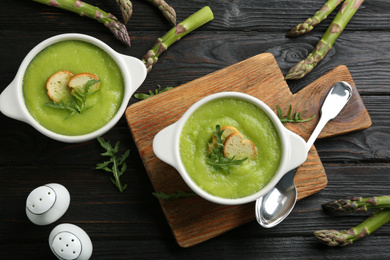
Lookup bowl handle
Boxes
[118,54,147,93]
[153,123,178,167]
[284,129,308,171]
[0,77,28,123]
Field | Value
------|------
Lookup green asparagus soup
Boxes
[23,40,124,136]
[179,98,282,199]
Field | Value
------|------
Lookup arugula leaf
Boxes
[96,137,130,192]
[134,85,173,100]
[277,105,315,123]
[152,190,197,200]
[44,100,78,119]
[44,79,100,119]
[206,125,247,174]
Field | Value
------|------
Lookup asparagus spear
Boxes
[33,0,131,47]
[285,0,364,80]
[286,0,345,37]
[314,209,390,246]
[142,6,214,73]
[323,196,390,213]
[144,0,177,25]
[116,0,133,24]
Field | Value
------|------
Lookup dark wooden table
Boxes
[1,0,390,259]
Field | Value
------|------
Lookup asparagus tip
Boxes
[116,0,133,24]
[314,230,346,246]
[285,23,314,38]
[106,20,131,47]
[285,59,315,80]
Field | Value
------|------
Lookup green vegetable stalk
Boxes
[314,209,390,246]
[142,6,214,73]
[143,0,177,25]
[285,0,364,80]
[116,0,133,24]
[322,195,390,213]
[33,0,131,47]
[286,0,345,37]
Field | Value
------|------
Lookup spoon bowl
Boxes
[255,168,297,228]
[255,81,353,228]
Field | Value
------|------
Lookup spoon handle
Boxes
[306,116,330,153]
[306,81,353,153]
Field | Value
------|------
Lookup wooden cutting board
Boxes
[125,53,371,248]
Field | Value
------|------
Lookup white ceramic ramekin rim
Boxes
[153,92,308,205]
[0,33,147,143]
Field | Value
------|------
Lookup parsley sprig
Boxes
[277,105,315,123]
[96,137,130,192]
[134,85,173,100]
[207,125,247,174]
[44,79,100,119]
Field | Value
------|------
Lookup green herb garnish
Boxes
[277,105,315,123]
[44,79,100,119]
[134,85,173,100]
[206,125,247,174]
[152,191,197,200]
[96,137,130,192]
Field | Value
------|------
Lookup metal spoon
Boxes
[255,81,353,228]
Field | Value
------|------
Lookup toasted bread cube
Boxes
[209,126,239,151]
[68,73,100,93]
[223,132,257,160]
[46,70,73,103]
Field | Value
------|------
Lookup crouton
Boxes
[209,126,239,151]
[223,132,257,160]
[68,73,100,93]
[46,70,73,103]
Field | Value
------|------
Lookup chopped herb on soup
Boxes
[23,40,124,136]
[179,98,282,199]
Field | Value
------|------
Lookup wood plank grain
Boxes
[2,31,390,96]
[4,0,389,32]
[1,0,390,259]
[125,53,371,247]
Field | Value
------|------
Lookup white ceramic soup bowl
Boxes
[0,33,146,143]
[153,92,308,205]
